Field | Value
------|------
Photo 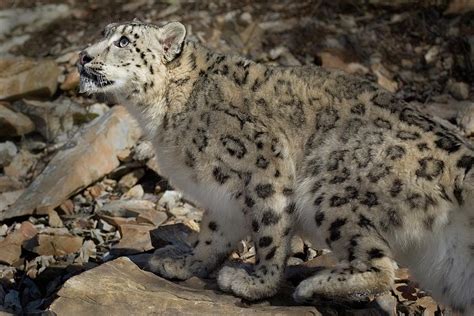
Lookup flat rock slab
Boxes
[49,257,321,316]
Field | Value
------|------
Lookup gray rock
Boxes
[0,142,17,167]
[0,104,35,137]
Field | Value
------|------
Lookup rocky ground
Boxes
[0,0,473,315]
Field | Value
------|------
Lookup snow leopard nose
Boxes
[79,51,93,66]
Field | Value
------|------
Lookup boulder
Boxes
[1,106,141,220]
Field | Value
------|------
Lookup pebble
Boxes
[448,81,470,100]
[0,141,17,167]
[158,190,183,210]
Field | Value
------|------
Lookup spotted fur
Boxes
[79,21,474,314]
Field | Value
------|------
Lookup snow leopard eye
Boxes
[115,36,130,48]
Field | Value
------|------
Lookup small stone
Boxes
[99,215,136,228]
[48,210,63,228]
[3,149,36,180]
[98,219,115,232]
[0,224,8,237]
[372,63,398,93]
[118,169,145,192]
[0,58,60,101]
[0,103,35,137]
[417,296,438,314]
[0,190,24,213]
[100,199,156,216]
[24,232,83,256]
[58,199,75,215]
[0,141,17,167]
[448,81,470,100]
[0,221,37,265]
[87,102,110,117]
[111,224,155,255]
[424,46,440,64]
[59,69,79,91]
[122,184,144,200]
[136,210,167,227]
[117,148,132,162]
[158,190,183,210]
[77,240,96,263]
[133,141,155,161]
[168,205,189,217]
[457,104,474,137]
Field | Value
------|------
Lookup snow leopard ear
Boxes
[158,22,186,62]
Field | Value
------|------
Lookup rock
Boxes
[0,142,17,167]
[0,4,71,53]
[424,46,440,64]
[158,190,183,210]
[122,184,144,200]
[0,190,23,213]
[372,63,398,93]
[25,233,83,256]
[59,69,80,91]
[3,290,21,314]
[58,199,75,215]
[13,98,86,141]
[320,51,368,75]
[77,240,96,264]
[416,296,438,314]
[2,106,141,221]
[444,0,474,14]
[49,257,321,315]
[0,58,60,101]
[0,176,23,193]
[48,210,64,228]
[111,224,155,255]
[457,104,474,137]
[169,204,191,217]
[3,149,36,180]
[375,293,397,315]
[99,199,156,216]
[99,199,167,227]
[448,81,470,100]
[133,141,155,161]
[0,225,8,237]
[0,103,35,137]
[150,223,197,250]
[0,221,38,265]
[118,169,145,191]
[87,103,110,117]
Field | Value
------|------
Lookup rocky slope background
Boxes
[0,0,473,315]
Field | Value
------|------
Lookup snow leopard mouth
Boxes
[79,68,114,93]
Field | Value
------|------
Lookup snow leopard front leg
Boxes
[149,204,247,280]
[218,180,295,300]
